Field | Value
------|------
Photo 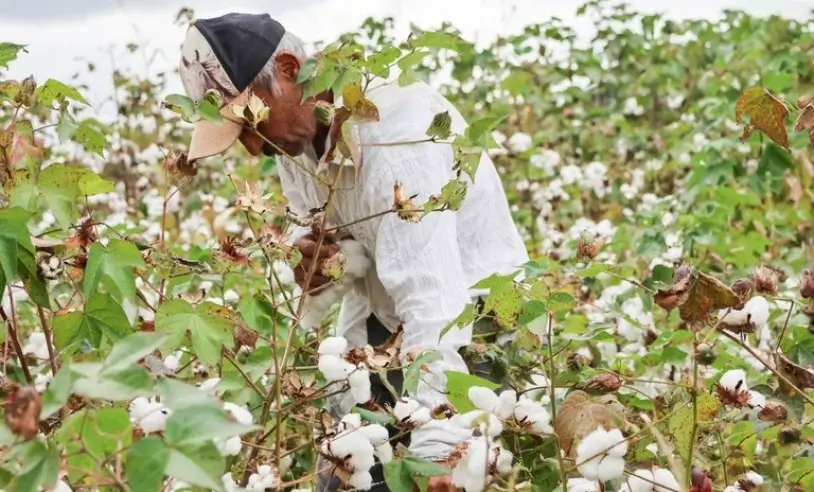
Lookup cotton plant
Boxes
[317,336,372,405]
[319,413,393,490]
[450,435,514,492]
[462,386,553,435]
[715,369,767,410]
[723,471,764,491]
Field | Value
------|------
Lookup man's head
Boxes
[179,13,319,162]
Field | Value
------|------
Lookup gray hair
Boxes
[254,31,309,96]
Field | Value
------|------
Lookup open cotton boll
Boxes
[223,401,253,425]
[575,427,628,481]
[318,336,348,357]
[744,296,770,327]
[743,471,764,485]
[393,398,421,421]
[469,386,500,413]
[162,351,182,372]
[719,369,747,391]
[215,436,243,456]
[494,390,517,420]
[318,354,356,381]
[375,442,393,464]
[408,407,431,426]
[350,374,372,404]
[340,413,363,431]
[349,470,373,491]
[53,479,73,492]
[620,467,680,492]
[565,478,600,492]
[747,390,766,409]
[459,410,504,437]
[199,377,223,395]
[359,424,389,446]
[129,397,171,434]
[514,399,553,433]
[507,132,532,153]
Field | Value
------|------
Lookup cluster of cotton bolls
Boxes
[574,426,629,482]
[618,467,681,492]
[463,386,551,435]
[320,413,393,490]
[214,402,254,456]
[451,434,514,492]
[718,296,771,348]
[317,336,371,405]
[620,168,646,200]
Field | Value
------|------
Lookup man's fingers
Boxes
[297,239,340,259]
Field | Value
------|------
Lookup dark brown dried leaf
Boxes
[801,270,814,299]
[654,267,743,328]
[775,352,814,389]
[584,373,623,393]
[758,401,788,422]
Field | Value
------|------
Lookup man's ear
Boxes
[275,53,300,82]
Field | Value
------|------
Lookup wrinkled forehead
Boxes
[179,25,241,102]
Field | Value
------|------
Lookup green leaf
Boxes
[40,366,78,419]
[408,31,470,52]
[295,58,318,84]
[549,292,574,312]
[445,371,500,413]
[77,172,115,196]
[0,42,26,68]
[82,408,132,460]
[126,437,170,492]
[37,163,95,229]
[197,90,223,122]
[163,94,196,120]
[83,239,146,302]
[403,350,443,395]
[70,362,155,400]
[9,443,59,492]
[0,207,49,307]
[356,407,395,425]
[74,119,108,156]
[397,51,430,71]
[383,459,415,492]
[53,292,131,352]
[156,378,221,411]
[426,111,452,140]
[102,331,168,374]
[155,300,234,365]
[164,405,257,447]
[165,443,226,491]
[464,114,506,147]
[36,78,88,106]
[403,455,450,477]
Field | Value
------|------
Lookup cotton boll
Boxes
[719,369,747,391]
[459,410,503,437]
[507,132,532,153]
[393,398,420,421]
[199,377,222,395]
[575,427,628,481]
[375,442,393,464]
[349,470,373,491]
[216,435,243,456]
[747,390,766,409]
[257,465,273,477]
[743,471,764,485]
[744,296,770,327]
[495,448,514,475]
[359,424,389,446]
[35,371,53,392]
[348,441,376,470]
[223,402,253,426]
[163,352,182,372]
[468,386,499,413]
[652,468,681,491]
[318,336,348,356]
[494,390,517,420]
[348,368,370,388]
[350,379,372,404]
[718,306,750,326]
[566,478,600,492]
[318,354,356,381]
[340,413,362,431]
[408,407,431,426]
[465,437,490,474]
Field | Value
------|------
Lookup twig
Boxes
[3,288,32,384]
[36,305,59,375]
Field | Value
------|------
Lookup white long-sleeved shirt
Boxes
[278,79,529,458]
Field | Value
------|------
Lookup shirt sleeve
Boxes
[359,136,475,459]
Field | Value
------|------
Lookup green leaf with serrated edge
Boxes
[402,455,450,477]
[0,208,47,306]
[155,378,222,411]
[439,303,477,340]
[53,292,131,352]
[41,366,77,419]
[295,57,318,84]
[36,78,88,106]
[403,350,443,395]
[77,172,115,196]
[166,444,226,491]
[397,51,430,71]
[445,371,500,413]
[155,299,234,365]
[83,239,145,303]
[408,31,471,51]
[127,437,170,492]
[82,408,132,460]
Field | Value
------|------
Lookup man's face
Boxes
[237,53,317,158]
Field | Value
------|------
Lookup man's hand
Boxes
[292,226,348,293]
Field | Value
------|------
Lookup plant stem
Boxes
[36,305,58,375]
[3,287,32,384]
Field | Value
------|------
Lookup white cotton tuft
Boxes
[744,296,770,327]
[494,390,517,420]
[620,468,680,492]
[468,386,500,413]
[409,407,432,426]
[359,424,389,446]
[199,377,223,395]
[459,410,503,437]
[348,367,370,388]
[349,470,373,490]
[575,426,628,481]
[747,390,766,409]
[513,399,552,433]
[393,398,420,421]
[719,369,747,391]
[318,354,356,381]
[215,436,243,456]
[163,352,182,372]
[223,401,253,425]
[375,442,393,464]
[566,478,601,492]
[318,336,347,356]
[743,471,764,485]
[340,413,362,431]
[129,397,170,434]
[507,132,533,153]
[350,378,372,404]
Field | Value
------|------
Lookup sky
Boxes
[1,0,812,121]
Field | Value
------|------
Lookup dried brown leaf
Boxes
[4,386,42,440]
[554,390,622,456]
[735,86,790,149]
[775,352,814,389]
[654,267,743,328]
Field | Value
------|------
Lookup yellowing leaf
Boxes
[341,81,379,122]
[654,266,743,328]
[735,86,789,150]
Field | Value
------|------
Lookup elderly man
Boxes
[178,12,528,492]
